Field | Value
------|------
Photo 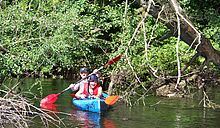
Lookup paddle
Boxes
[105,96,119,105]
[40,54,122,105]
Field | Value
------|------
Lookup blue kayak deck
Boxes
[72,98,109,113]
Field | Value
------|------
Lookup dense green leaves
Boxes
[0,0,126,77]
[0,0,219,82]
[180,0,220,47]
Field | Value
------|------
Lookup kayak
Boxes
[72,93,109,113]
[72,98,110,113]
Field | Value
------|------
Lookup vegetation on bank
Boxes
[0,0,219,96]
[0,0,219,127]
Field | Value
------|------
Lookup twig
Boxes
[0,91,65,128]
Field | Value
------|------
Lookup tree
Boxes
[108,0,220,101]
[138,0,220,67]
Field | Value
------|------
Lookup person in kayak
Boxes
[69,67,89,92]
[92,69,110,92]
[75,74,102,99]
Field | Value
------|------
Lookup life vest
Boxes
[82,82,101,97]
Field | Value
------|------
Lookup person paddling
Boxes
[75,74,102,99]
[69,67,89,92]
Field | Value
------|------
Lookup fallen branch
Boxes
[0,89,65,128]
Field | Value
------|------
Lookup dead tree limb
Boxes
[142,0,220,67]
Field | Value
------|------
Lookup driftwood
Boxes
[0,90,64,128]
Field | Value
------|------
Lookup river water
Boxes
[5,78,220,128]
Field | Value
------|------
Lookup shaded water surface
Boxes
[17,78,220,127]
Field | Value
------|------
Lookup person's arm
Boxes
[75,85,86,99]
[96,87,102,98]
[69,83,80,91]
[92,69,101,78]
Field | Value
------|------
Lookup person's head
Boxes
[88,74,99,88]
[80,67,89,79]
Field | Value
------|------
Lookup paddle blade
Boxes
[40,93,60,104]
[40,103,59,112]
[105,54,122,67]
[105,96,119,105]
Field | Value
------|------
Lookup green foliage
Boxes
[180,0,220,49]
[203,16,220,50]
[0,0,127,77]
[0,0,219,84]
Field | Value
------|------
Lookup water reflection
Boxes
[70,110,116,128]
[102,118,116,128]
[18,78,220,128]
[70,110,101,128]
[40,102,117,128]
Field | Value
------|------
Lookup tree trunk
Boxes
[144,0,220,67]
